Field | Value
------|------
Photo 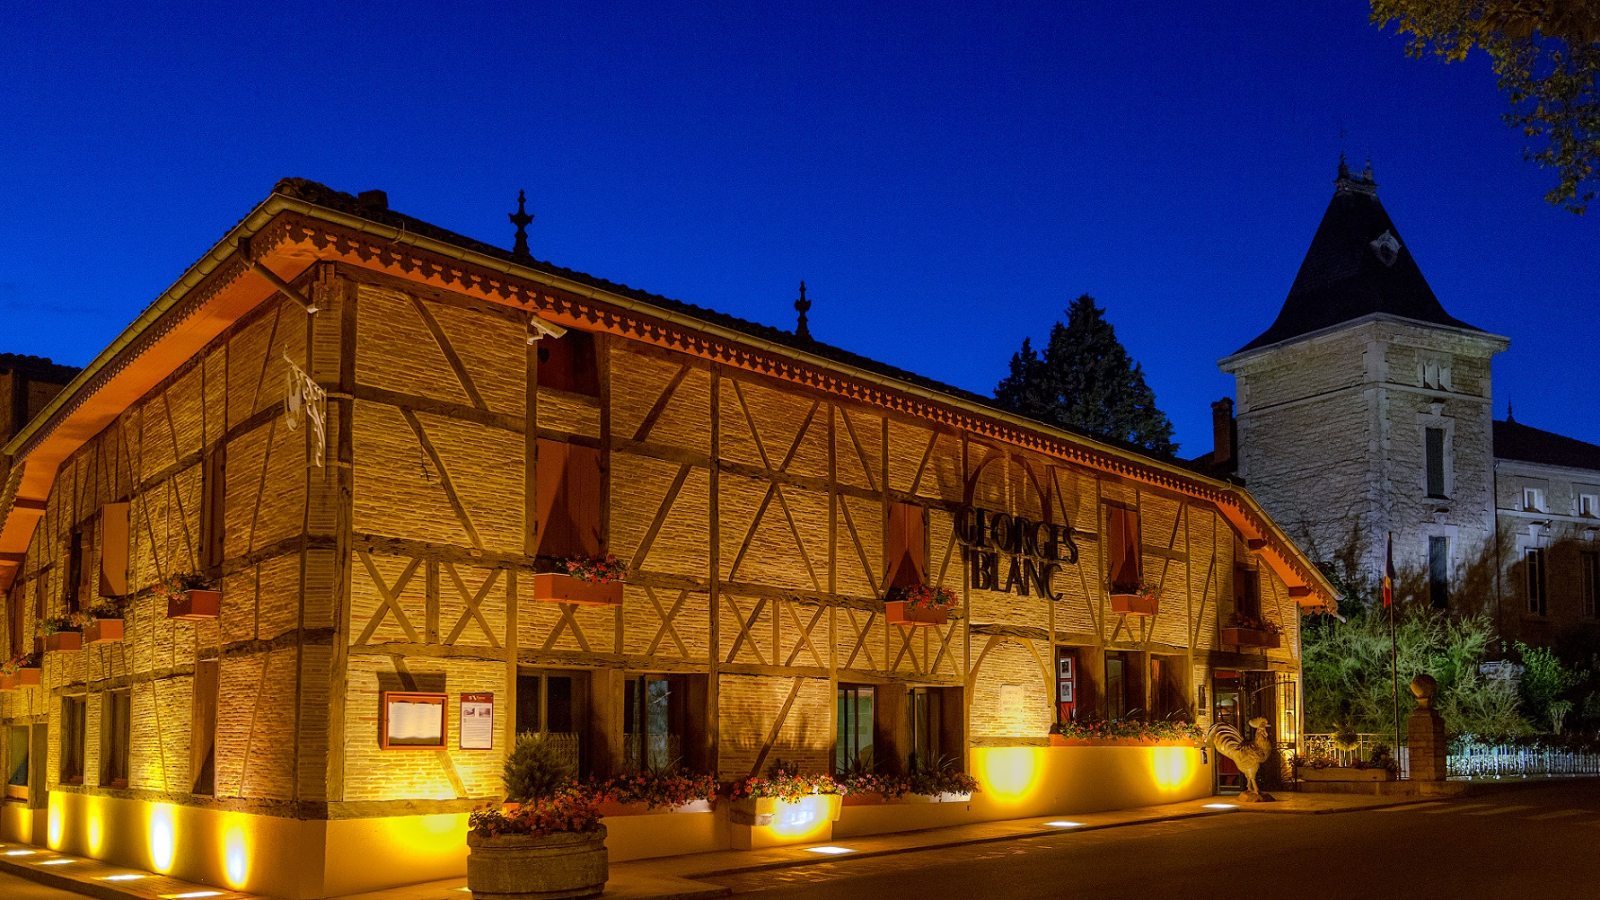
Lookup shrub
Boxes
[502,732,577,803]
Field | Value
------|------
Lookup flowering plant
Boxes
[87,599,123,620]
[37,611,90,636]
[468,795,602,837]
[885,584,958,612]
[908,767,980,797]
[0,652,41,676]
[726,762,840,804]
[836,770,912,799]
[1225,613,1281,635]
[153,572,212,604]
[589,771,717,810]
[562,554,627,584]
[1050,717,1204,743]
[1110,580,1161,602]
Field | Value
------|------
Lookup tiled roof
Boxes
[1235,163,1483,354]
[1494,419,1600,472]
[274,178,1200,467]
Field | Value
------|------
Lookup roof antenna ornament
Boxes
[1507,401,1516,423]
[509,190,534,258]
[794,280,812,339]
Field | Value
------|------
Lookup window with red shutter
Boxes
[884,502,926,590]
[1106,505,1142,592]
[537,331,599,396]
[536,439,603,560]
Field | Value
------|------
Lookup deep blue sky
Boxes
[3,1,1595,455]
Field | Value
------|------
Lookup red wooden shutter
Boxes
[536,439,572,558]
[566,444,602,557]
[1108,506,1142,590]
[535,440,602,559]
[99,503,130,598]
[885,502,926,590]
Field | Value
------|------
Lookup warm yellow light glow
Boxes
[165,892,224,899]
[806,846,854,855]
[101,874,146,882]
[1203,802,1237,810]
[6,849,36,856]
[766,796,834,842]
[223,820,250,888]
[148,804,176,872]
[1044,820,1083,828]
[46,793,64,849]
[1150,748,1196,789]
[978,747,1044,803]
[417,813,458,837]
[87,799,105,855]
[38,859,75,865]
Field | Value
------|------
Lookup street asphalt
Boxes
[703,780,1600,900]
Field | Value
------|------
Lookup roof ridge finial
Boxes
[1363,158,1375,182]
[1338,151,1349,181]
[509,190,534,258]
[1507,400,1515,423]
[794,280,812,339]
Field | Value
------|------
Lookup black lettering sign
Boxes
[954,504,1077,599]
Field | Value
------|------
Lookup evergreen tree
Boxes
[994,295,1178,456]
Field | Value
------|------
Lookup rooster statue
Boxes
[1206,716,1276,802]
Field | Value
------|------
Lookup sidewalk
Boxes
[0,791,1453,900]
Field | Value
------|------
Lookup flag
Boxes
[1382,533,1395,608]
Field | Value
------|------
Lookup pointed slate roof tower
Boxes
[1236,158,1482,354]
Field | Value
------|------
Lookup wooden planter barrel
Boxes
[532,574,623,607]
[884,601,948,627]
[85,619,124,644]
[44,631,82,653]
[168,589,222,621]
[1109,594,1158,616]
[1221,627,1280,649]
[466,826,608,900]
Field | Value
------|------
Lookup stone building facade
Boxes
[0,180,1334,897]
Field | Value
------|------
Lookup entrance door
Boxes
[1212,670,1243,792]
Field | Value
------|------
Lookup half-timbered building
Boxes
[0,180,1336,897]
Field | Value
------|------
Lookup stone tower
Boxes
[1219,161,1509,600]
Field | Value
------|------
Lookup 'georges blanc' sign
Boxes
[955,506,1079,601]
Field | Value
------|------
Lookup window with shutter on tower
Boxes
[537,330,599,397]
[536,439,602,560]
[1106,505,1142,593]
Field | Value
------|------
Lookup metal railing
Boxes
[1300,733,1409,779]
[1448,742,1600,778]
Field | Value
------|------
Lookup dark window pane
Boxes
[1425,428,1446,497]
[546,676,573,734]
[1429,537,1449,610]
[515,674,543,735]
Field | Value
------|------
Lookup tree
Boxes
[1370,0,1600,213]
[993,295,1178,456]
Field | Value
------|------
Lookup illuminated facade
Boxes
[0,181,1334,897]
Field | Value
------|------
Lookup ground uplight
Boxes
[1044,820,1084,828]
[805,846,855,855]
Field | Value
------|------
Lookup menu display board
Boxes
[380,692,447,750]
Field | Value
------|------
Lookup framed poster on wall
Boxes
[380,691,447,750]
[459,693,495,750]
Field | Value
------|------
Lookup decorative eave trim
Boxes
[5,194,1340,612]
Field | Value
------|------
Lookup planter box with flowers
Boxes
[84,600,125,644]
[1109,582,1160,617]
[589,771,717,817]
[1048,718,1205,747]
[534,555,625,607]
[727,767,842,850]
[1222,615,1282,650]
[884,584,957,627]
[39,612,89,653]
[837,769,979,806]
[1,654,42,689]
[159,573,221,621]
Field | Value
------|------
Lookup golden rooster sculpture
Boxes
[1206,716,1276,802]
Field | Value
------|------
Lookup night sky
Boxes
[3,1,1595,455]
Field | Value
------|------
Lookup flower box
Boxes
[1109,593,1159,616]
[1049,734,1203,748]
[532,573,623,607]
[17,668,40,687]
[728,794,842,826]
[595,798,712,817]
[1222,627,1280,649]
[168,589,222,621]
[85,619,124,644]
[0,675,15,692]
[44,631,82,653]
[884,601,948,627]
[1298,766,1393,783]
[467,827,608,900]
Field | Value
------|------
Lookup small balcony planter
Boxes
[17,667,41,687]
[594,798,712,817]
[44,631,83,653]
[168,589,222,621]
[536,555,626,607]
[85,618,125,644]
[1109,581,1160,617]
[157,573,221,621]
[0,674,15,692]
[1222,627,1281,649]
[0,653,41,689]
[883,584,957,627]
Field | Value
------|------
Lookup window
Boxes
[535,440,602,560]
[1523,487,1547,512]
[1150,655,1187,721]
[64,529,85,613]
[835,684,874,773]
[60,695,87,785]
[1106,505,1142,593]
[1428,537,1450,610]
[908,687,963,770]
[1104,651,1142,720]
[1582,552,1599,620]
[1526,548,1548,616]
[191,658,219,795]
[101,690,131,788]
[1425,428,1446,498]
[1234,564,1262,620]
[200,448,226,571]
[5,725,28,800]
[623,674,688,773]
[537,330,599,396]
[516,671,589,776]
[1580,494,1598,518]
[884,502,927,590]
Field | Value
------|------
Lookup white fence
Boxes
[1303,732,1600,779]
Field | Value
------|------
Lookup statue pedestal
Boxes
[1407,674,1448,782]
